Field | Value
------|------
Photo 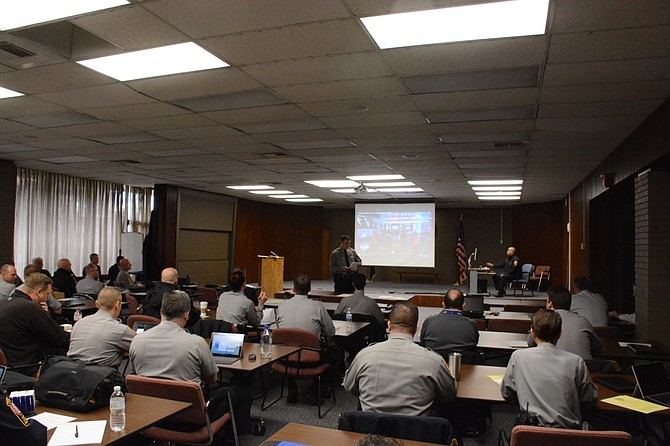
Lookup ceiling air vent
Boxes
[0,41,36,58]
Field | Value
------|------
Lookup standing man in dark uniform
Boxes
[486,246,521,297]
[329,235,361,294]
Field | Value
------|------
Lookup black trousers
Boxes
[334,273,354,294]
[492,273,516,295]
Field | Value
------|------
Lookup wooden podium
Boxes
[259,256,284,297]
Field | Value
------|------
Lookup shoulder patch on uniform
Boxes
[5,396,30,427]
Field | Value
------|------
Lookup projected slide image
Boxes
[355,203,435,268]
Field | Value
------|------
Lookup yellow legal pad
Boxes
[601,395,667,414]
[489,375,504,385]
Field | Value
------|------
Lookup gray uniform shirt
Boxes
[67,310,134,367]
[76,277,105,296]
[216,290,264,326]
[334,290,384,325]
[501,342,597,428]
[570,290,608,327]
[276,293,335,339]
[0,280,15,299]
[128,320,217,385]
[329,247,361,275]
[344,332,456,416]
[527,309,601,360]
[420,310,479,353]
[115,270,136,289]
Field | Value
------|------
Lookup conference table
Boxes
[38,393,190,445]
[477,331,529,350]
[215,342,301,372]
[264,422,444,446]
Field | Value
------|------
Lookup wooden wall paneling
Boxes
[148,184,178,281]
[569,185,589,286]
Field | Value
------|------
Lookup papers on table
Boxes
[489,375,504,385]
[48,420,106,446]
[601,395,667,414]
[261,308,276,325]
[29,412,76,430]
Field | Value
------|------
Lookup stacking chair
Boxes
[125,374,239,446]
[126,314,160,329]
[499,425,631,446]
[528,265,551,291]
[338,411,458,445]
[509,264,534,296]
[196,287,219,311]
[261,328,335,418]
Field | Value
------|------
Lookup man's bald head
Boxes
[57,258,72,271]
[388,302,419,335]
[161,267,178,284]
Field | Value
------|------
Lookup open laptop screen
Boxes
[210,332,244,358]
[133,322,157,334]
[633,362,670,398]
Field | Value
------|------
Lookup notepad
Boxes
[48,420,106,446]
[29,412,76,430]
[601,395,667,414]
[489,375,504,385]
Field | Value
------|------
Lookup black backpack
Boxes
[34,356,124,412]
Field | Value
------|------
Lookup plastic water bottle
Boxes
[73,309,82,323]
[346,307,353,331]
[110,386,126,432]
[260,325,272,359]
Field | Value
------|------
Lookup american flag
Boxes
[456,216,467,285]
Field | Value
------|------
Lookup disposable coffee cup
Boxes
[199,301,208,315]
[448,352,462,381]
[61,323,73,332]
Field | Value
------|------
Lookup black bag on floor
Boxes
[34,356,124,412]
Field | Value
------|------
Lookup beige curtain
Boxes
[123,185,154,235]
[14,169,152,276]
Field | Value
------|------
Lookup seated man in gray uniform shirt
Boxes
[528,287,601,360]
[129,291,250,435]
[502,309,597,428]
[67,288,135,367]
[344,302,456,416]
[75,264,105,297]
[334,273,384,326]
[570,276,608,327]
[216,270,267,326]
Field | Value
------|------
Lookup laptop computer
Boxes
[463,295,484,318]
[210,332,245,365]
[133,321,158,333]
[632,362,670,406]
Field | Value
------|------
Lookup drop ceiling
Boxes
[0,0,669,207]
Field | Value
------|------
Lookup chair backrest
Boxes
[189,319,237,338]
[125,294,140,315]
[125,375,208,425]
[338,410,457,445]
[510,425,631,446]
[127,314,160,328]
[488,318,531,334]
[518,263,533,281]
[196,287,219,310]
[530,265,551,279]
[271,328,322,364]
[0,347,6,366]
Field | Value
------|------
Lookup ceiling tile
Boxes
[36,84,155,109]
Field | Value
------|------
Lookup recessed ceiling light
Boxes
[475,191,521,196]
[77,42,228,81]
[269,194,308,199]
[0,86,24,99]
[226,185,273,190]
[468,180,523,186]
[362,182,415,187]
[361,0,549,49]
[306,180,360,188]
[374,188,424,193]
[0,0,129,31]
[479,196,521,200]
[472,186,523,191]
[348,175,405,181]
[286,198,323,202]
[250,190,292,195]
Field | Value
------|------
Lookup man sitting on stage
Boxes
[486,246,521,297]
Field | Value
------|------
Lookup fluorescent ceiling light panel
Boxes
[475,191,521,196]
[374,188,424,193]
[361,0,549,49]
[472,186,522,191]
[0,86,24,99]
[250,190,292,195]
[78,42,228,81]
[468,180,523,186]
[362,182,415,187]
[479,196,521,200]
[286,198,323,202]
[227,185,273,190]
[306,180,360,188]
[332,189,356,194]
[348,175,405,181]
[0,0,128,31]
[270,194,307,199]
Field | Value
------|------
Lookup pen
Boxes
[75,424,79,438]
